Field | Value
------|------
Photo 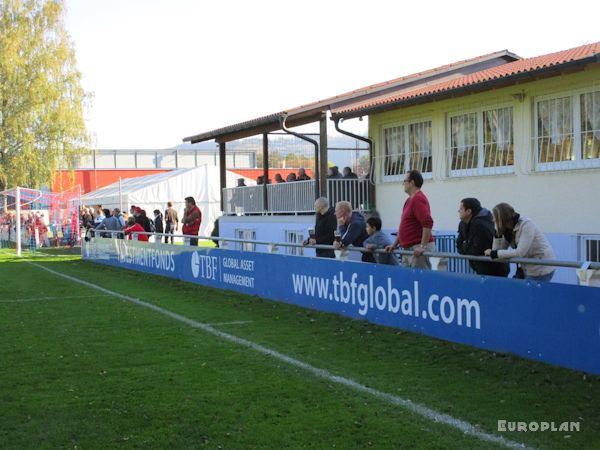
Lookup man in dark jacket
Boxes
[334,201,372,261]
[134,207,152,234]
[306,197,337,258]
[456,198,509,277]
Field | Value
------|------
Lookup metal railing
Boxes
[85,232,600,278]
[435,234,474,274]
[222,178,372,215]
[222,185,265,215]
[326,178,371,211]
[267,180,316,213]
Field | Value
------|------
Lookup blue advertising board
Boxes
[84,239,600,375]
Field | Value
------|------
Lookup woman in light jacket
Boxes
[484,203,555,282]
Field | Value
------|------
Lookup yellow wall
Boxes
[368,65,600,234]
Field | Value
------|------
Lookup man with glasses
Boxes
[385,170,435,269]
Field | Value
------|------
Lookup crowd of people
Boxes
[304,169,556,282]
[80,168,556,282]
[0,210,78,248]
[249,166,359,186]
[84,196,202,246]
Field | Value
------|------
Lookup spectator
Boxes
[93,207,105,228]
[328,166,342,178]
[211,216,221,247]
[164,201,178,244]
[274,174,286,184]
[124,216,148,242]
[343,167,358,179]
[130,205,137,218]
[334,201,370,261]
[297,168,311,181]
[96,208,121,238]
[81,207,93,229]
[456,198,509,277]
[182,196,201,246]
[364,216,398,265]
[385,170,435,269]
[113,208,126,239]
[484,203,556,282]
[135,206,152,233]
[38,214,50,247]
[286,173,297,182]
[237,178,247,187]
[305,197,336,258]
[256,175,265,185]
[153,209,164,236]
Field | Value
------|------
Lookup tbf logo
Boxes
[191,252,218,280]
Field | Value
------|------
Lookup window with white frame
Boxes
[235,229,256,252]
[383,120,432,178]
[448,106,514,175]
[285,230,305,256]
[535,90,600,169]
[579,235,600,263]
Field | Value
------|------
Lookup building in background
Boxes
[182,42,600,284]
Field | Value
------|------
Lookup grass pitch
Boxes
[0,249,599,449]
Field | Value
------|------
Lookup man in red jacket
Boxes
[181,196,201,246]
[124,217,148,242]
[385,170,435,269]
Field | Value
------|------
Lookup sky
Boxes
[64,0,599,149]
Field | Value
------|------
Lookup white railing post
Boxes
[15,186,21,257]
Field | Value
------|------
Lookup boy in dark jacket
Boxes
[364,216,398,265]
[456,198,509,277]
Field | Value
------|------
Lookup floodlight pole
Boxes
[15,186,21,257]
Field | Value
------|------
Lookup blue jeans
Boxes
[525,271,555,282]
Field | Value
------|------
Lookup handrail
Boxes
[86,229,600,270]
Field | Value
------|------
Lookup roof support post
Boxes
[319,114,328,198]
[219,141,226,211]
[262,133,269,212]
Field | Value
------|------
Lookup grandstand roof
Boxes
[183,50,519,144]
[332,42,600,119]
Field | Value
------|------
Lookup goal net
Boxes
[0,187,81,255]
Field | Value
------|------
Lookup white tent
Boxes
[82,165,254,237]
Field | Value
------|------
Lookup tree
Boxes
[0,0,89,191]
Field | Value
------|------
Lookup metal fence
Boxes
[267,180,316,213]
[222,185,264,215]
[326,178,371,211]
[435,234,474,275]
[223,178,372,215]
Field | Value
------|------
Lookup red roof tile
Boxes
[333,42,600,117]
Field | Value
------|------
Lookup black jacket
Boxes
[315,207,337,258]
[456,208,509,277]
[136,215,152,233]
[154,214,164,234]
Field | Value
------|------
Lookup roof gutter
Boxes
[279,114,320,199]
[333,55,600,120]
[332,117,375,187]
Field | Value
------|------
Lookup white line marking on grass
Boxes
[0,294,111,303]
[208,320,254,326]
[28,262,534,450]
